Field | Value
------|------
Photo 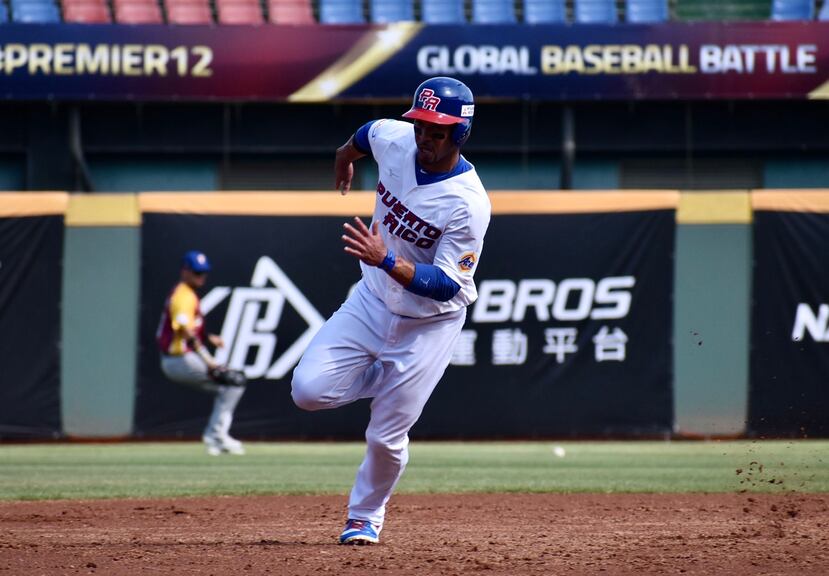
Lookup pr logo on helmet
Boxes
[418,88,441,111]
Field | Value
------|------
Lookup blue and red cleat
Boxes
[339,519,380,545]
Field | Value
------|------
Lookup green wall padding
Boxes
[673,224,751,436]
[61,227,139,436]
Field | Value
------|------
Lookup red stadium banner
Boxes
[0,22,827,101]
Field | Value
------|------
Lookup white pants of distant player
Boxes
[292,280,465,528]
[161,353,246,455]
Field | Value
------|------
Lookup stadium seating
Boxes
[421,0,465,22]
[472,0,517,22]
[319,0,364,22]
[11,1,61,22]
[268,0,315,23]
[165,0,213,24]
[523,0,566,22]
[2,0,825,27]
[63,1,112,22]
[770,0,814,19]
[370,0,414,22]
[114,0,164,23]
[625,0,668,21]
[217,0,264,23]
[574,0,618,21]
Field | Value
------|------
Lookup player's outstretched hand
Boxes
[343,217,386,266]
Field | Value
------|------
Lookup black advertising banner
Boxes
[424,196,677,437]
[135,212,367,438]
[0,194,66,439]
[750,192,829,437]
[136,192,676,438]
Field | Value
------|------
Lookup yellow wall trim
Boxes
[139,191,681,216]
[677,192,752,224]
[0,193,68,217]
[489,191,679,214]
[752,190,829,213]
[66,195,141,227]
[139,192,376,215]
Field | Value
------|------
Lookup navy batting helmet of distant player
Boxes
[402,77,474,146]
[182,250,211,273]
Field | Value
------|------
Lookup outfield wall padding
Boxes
[750,191,829,437]
[0,194,67,438]
[4,190,828,439]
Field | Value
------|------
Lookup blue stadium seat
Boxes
[12,2,61,21]
[0,3,8,22]
[319,0,365,23]
[421,0,465,22]
[770,0,814,19]
[9,0,57,9]
[9,0,57,8]
[574,0,617,22]
[472,0,517,22]
[370,0,414,21]
[625,0,668,21]
[820,0,829,18]
[523,0,566,22]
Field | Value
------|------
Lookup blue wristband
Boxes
[378,250,395,272]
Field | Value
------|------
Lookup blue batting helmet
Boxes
[182,250,211,273]
[402,77,474,146]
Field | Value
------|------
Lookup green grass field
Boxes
[0,440,827,501]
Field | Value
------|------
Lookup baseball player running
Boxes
[291,77,491,545]
[157,251,247,456]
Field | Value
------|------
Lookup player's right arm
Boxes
[335,135,366,195]
[335,120,407,195]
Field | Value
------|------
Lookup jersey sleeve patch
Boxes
[457,251,477,273]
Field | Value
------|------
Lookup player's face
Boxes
[413,120,457,171]
[183,268,208,289]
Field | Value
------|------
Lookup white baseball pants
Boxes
[291,280,465,527]
[161,352,245,443]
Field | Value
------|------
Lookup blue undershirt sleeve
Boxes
[405,264,461,302]
[353,121,375,155]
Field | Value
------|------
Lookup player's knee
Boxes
[290,368,325,411]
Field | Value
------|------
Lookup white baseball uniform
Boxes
[291,118,490,528]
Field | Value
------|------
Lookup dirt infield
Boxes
[1,493,827,575]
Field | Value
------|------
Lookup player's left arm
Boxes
[342,216,466,302]
[342,216,415,284]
